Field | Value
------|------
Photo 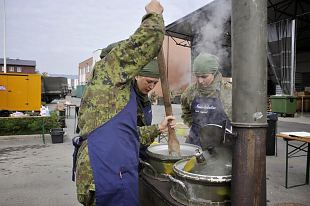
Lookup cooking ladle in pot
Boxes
[157,47,180,156]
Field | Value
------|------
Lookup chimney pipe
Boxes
[231,0,267,205]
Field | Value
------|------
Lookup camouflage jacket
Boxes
[76,13,164,204]
[181,73,232,127]
[78,13,164,144]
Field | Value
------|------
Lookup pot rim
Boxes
[146,143,201,161]
[173,158,231,183]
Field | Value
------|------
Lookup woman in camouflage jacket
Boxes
[75,1,175,205]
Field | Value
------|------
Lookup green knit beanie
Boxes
[138,59,160,78]
[193,53,219,75]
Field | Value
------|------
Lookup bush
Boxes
[0,111,60,136]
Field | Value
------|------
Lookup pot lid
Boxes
[146,143,201,161]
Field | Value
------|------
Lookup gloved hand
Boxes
[145,0,164,15]
[158,115,176,133]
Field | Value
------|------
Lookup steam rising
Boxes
[192,0,232,76]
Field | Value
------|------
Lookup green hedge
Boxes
[0,112,60,136]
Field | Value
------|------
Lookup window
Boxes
[17,67,22,72]
[9,66,14,72]
[87,65,90,73]
[1,66,4,72]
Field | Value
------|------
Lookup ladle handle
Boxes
[157,47,180,155]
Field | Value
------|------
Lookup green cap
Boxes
[138,59,160,78]
[193,53,219,75]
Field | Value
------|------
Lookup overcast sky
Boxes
[0,0,212,75]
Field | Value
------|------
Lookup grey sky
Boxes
[1,0,211,75]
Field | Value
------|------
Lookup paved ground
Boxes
[266,120,310,206]
[0,96,309,206]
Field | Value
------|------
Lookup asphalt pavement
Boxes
[0,96,309,206]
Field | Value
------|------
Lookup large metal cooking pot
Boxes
[140,143,201,181]
[169,147,232,206]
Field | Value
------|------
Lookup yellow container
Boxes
[0,73,41,111]
[175,122,189,137]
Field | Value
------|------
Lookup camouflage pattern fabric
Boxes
[136,89,161,145]
[76,13,164,206]
[76,141,95,206]
[220,80,232,121]
[181,72,232,127]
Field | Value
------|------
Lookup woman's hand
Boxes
[158,115,176,133]
[145,0,164,15]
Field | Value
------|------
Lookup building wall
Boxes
[74,79,79,88]
[297,51,310,73]
[67,78,74,90]
[66,78,78,90]
[92,50,101,68]
[78,57,93,85]
[296,51,310,91]
[21,66,36,74]
[1,65,36,74]
[77,50,101,86]
[152,36,191,97]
